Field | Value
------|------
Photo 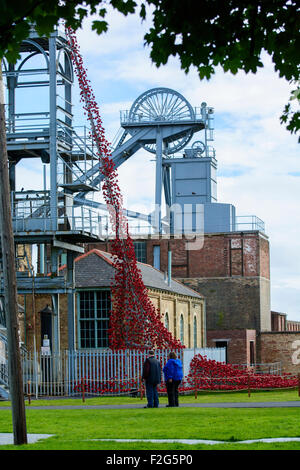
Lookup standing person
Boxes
[163,352,183,407]
[142,350,161,408]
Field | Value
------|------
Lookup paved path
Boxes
[0,433,53,445]
[1,401,300,410]
[1,433,300,446]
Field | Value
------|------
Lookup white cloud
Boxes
[76,8,150,57]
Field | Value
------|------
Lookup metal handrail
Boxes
[11,198,102,237]
[235,215,265,232]
[120,107,204,125]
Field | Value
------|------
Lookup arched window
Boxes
[164,312,169,330]
[193,315,197,348]
[180,314,184,343]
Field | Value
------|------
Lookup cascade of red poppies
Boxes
[186,354,298,390]
[65,27,183,350]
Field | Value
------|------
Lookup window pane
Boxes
[80,320,95,348]
[165,312,169,330]
[97,319,109,348]
[133,241,147,263]
[180,315,184,343]
[96,291,111,347]
[79,290,111,348]
[96,291,111,319]
[79,291,94,319]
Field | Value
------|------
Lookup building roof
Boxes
[69,249,203,300]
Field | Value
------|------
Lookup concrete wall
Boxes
[259,277,271,331]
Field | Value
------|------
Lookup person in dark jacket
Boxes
[142,350,161,408]
[163,352,183,407]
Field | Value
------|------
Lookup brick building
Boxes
[18,249,205,352]
[87,230,270,366]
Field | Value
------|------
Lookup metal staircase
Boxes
[3,26,103,244]
[1,26,106,351]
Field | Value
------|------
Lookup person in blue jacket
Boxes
[163,351,183,407]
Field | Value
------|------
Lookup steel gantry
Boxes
[74,87,217,234]
[1,25,104,354]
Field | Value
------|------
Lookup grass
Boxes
[0,390,300,450]
[0,388,299,407]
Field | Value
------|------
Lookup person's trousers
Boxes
[145,382,159,408]
[166,380,181,406]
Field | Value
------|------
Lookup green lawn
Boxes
[0,388,299,407]
[0,390,300,450]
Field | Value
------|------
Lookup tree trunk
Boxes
[0,61,27,445]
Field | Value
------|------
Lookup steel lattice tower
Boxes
[1,25,102,353]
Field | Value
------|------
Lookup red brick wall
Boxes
[207,329,256,365]
[258,332,300,374]
[87,231,270,281]
[151,239,188,277]
[187,235,228,277]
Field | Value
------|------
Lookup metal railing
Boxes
[0,347,226,398]
[120,107,204,125]
[235,215,265,233]
[100,215,266,238]
[11,192,102,238]
[21,349,184,398]
[5,111,50,136]
[231,362,282,376]
[0,345,286,399]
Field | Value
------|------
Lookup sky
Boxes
[7,7,300,321]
